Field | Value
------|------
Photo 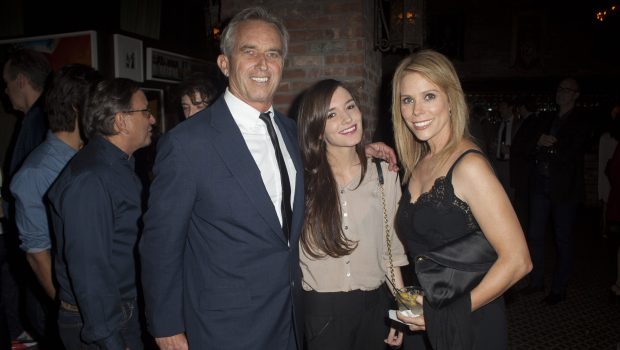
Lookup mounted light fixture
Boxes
[374,0,425,52]
[205,0,222,41]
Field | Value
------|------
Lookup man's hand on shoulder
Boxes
[156,333,188,350]
[365,142,399,172]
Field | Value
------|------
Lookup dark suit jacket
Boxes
[530,108,589,202]
[2,98,47,221]
[509,113,540,191]
[7,98,47,177]
[140,96,304,349]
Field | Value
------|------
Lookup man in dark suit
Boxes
[525,78,590,304]
[509,95,540,234]
[140,7,304,350]
[140,6,396,350]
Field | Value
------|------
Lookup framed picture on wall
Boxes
[113,34,144,82]
[0,30,98,70]
[142,88,166,132]
[511,13,544,70]
[146,47,211,83]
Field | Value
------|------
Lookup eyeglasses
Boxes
[122,108,152,117]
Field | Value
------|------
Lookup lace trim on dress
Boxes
[404,176,479,232]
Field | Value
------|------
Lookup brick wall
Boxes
[222,0,382,139]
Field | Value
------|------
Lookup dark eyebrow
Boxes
[328,99,355,111]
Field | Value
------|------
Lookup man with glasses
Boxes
[48,78,155,349]
[524,77,589,305]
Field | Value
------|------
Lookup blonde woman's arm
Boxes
[452,152,532,312]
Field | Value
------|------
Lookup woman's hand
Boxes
[384,327,404,348]
[364,142,399,171]
[396,294,425,331]
[396,312,426,332]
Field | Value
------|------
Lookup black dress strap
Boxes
[445,149,485,182]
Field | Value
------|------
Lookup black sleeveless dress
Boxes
[396,150,508,350]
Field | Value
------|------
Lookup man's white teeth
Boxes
[414,120,432,127]
[252,77,268,83]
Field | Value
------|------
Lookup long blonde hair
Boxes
[391,50,470,182]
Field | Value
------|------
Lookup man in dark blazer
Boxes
[2,48,50,347]
[525,78,590,304]
[140,7,304,350]
[509,95,540,234]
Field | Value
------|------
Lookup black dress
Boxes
[396,149,508,350]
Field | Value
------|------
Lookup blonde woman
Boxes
[392,50,531,350]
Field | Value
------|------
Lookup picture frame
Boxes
[511,13,544,70]
[113,34,144,82]
[146,47,211,83]
[0,30,98,70]
[142,88,166,132]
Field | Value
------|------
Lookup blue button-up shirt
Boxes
[49,136,142,349]
[10,131,76,252]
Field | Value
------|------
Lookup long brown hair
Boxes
[298,79,367,258]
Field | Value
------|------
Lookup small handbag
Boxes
[415,230,497,309]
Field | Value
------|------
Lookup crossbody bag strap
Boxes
[374,159,395,287]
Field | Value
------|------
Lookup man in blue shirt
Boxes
[49,78,155,350]
[11,65,101,300]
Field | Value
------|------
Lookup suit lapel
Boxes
[206,98,288,244]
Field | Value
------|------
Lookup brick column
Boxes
[222,0,382,139]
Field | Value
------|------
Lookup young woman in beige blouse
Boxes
[297,79,408,350]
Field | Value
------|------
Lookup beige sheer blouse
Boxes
[300,160,408,292]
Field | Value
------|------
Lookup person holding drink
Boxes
[391,50,531,349]
[297,79,407,350]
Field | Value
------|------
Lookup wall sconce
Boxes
[374,0,425,52]
[205,0,222,41]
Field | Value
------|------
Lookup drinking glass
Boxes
[395,286,424,316]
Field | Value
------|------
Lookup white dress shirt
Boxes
[224,89,296,225]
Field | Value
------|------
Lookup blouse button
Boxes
[346,272,351,277]
[344,226,348,230]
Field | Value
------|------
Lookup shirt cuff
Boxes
[23,246,51,254]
